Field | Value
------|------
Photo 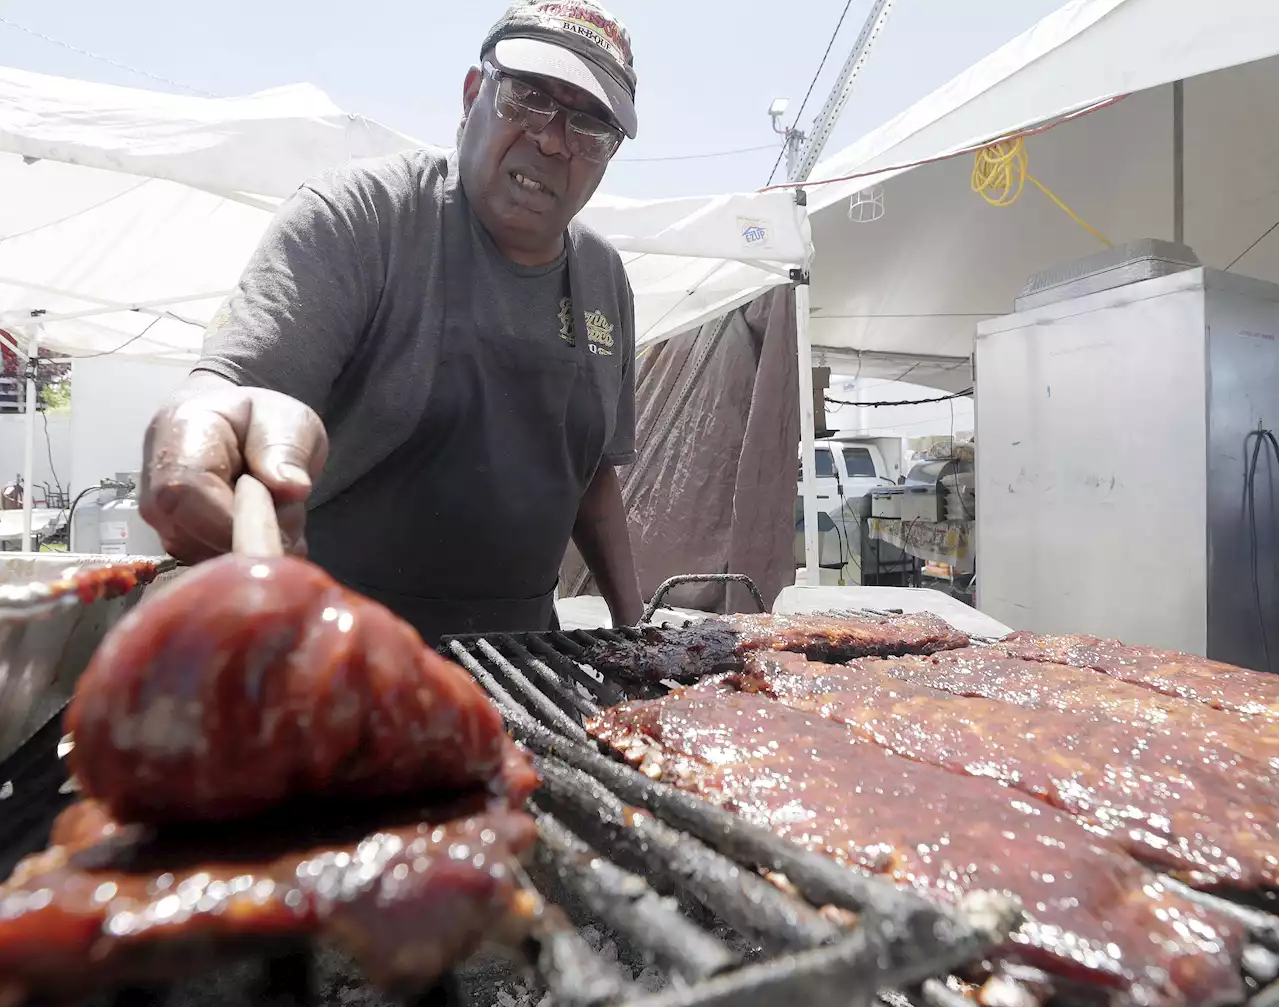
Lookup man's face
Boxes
[459,61,615,263]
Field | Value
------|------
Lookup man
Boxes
[139,0,644,644]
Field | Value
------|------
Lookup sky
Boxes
[0,0,1067,200]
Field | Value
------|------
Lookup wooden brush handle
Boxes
[232,474,284,558]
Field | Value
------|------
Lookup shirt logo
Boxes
[203,301,232,347]
[585,309,614,355]
[557,297,575,346]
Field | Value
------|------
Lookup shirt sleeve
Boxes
[603,275,637,466]
[195,182,376,413]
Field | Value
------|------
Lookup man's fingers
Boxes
[141,405,241,563]
[239,395,329,503]
[141,386,327,563]
[145,469,236,562]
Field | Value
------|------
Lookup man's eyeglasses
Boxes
[483,62,623,164]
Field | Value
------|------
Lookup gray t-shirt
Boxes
[197,146,636,510]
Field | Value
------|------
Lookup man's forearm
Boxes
[572,464,643,627]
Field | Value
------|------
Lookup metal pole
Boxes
[21,328,37,552]
[784,128,804,183]
[794,269,820,583]
[791,0,899,183]
[1172,80,1184,245]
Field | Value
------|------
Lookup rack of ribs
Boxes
[996,632,1280,730]
[586,689,1246,1007]
[0,797,538,1004]
[580,611,969,686]
[848,650,1277,768]
[0,552,544,1003]
[66,554,528,824]
[734,652,1277,891]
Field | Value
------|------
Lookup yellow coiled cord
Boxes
[971,136,1112,248]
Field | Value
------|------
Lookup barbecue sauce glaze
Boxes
[66,554,516,824]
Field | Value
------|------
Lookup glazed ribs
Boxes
[586,689,1246,1006]
[997,632,1280,731]
[2,552,545,1004]
[68,554,521,824]
[852,649,1277,768]
[735,653,1278,890]
[0,797,538,1004]
[581,611,970,686]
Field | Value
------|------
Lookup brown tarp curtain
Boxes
[561,285,799,615]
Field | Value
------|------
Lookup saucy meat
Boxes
[0,798,537,1004]
[997,632,1280,729]
[587,690,1245,1007]
[737,653,1278,890]
[854,650,1276,768]
[66,555,515,824]
[582,611,969,685]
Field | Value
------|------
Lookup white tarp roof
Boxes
[0,66,808,361]
[640,0,1279,386]
[800,0,1278,387]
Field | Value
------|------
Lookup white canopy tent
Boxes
[0,66,810,548]
[636,0,1277,390]
[636,0,1279,584]
[799,0,1278,388]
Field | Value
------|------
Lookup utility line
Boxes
[0,15,216,97]
[766,0,857,185]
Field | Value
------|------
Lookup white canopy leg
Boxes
[21,328,37,552]
[794,270,820,584]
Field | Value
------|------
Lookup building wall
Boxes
[69,358,190,494]
[0,411,71,499]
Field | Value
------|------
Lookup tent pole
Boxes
[21,328,38,552]
[1172,80,1184,245]
[794,268,820,584]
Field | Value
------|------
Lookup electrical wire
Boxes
[970,136,1112,248]
[58,316,167,359]
[761,94,1126,193]
[0,15,216,97]
[767,0,857,185]
[40,406,64,508]
[826,387,972,408]
[1243,427,1278,675]
[1225,222,1278,272]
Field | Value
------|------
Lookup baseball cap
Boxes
[481,1,638,140]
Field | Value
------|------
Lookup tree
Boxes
[0,330,71,411]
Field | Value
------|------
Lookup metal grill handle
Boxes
[641,574,766,625]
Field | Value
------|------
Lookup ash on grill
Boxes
[443,621,1279,1007]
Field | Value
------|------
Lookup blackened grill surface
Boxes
[575,612,970,686]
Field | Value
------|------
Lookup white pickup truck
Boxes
[794,435,906,583]
[797,435,902,507]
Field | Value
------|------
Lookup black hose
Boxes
[64,479,133,551]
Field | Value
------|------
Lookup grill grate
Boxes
[1,610,1275,1007]
[444,621,1280,1007]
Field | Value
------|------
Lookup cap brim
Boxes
[494,37,637,140]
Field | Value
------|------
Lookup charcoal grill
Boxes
[0,573,1276,1007]
[440,573,1280,1007]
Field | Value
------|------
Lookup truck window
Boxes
[798,448,837,479]
[842,446,877,477]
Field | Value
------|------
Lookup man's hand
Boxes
[140,375,328,563]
